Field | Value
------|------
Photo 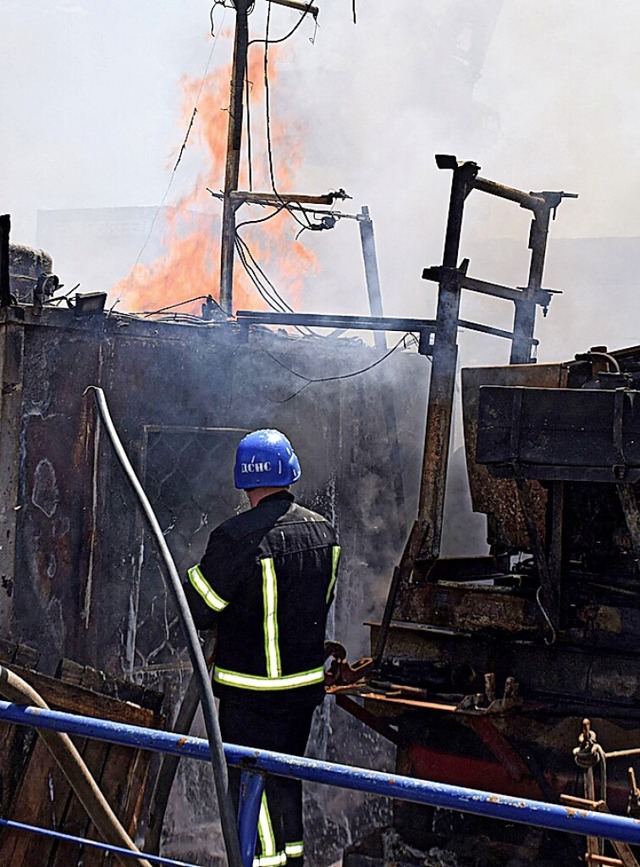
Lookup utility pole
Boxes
[218,0,328,316]
[219,0,251,315]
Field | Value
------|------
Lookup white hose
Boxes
[85,386,242,867]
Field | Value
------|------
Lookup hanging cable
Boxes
[236,202,287,229]
[266,333,412,401]
[234,235,291,314]
[234,233,316,337]
[136,295,210,317]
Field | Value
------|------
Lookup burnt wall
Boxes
[1,305,428,865]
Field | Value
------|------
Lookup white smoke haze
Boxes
[2,0,640,366]
[5,4,639,861]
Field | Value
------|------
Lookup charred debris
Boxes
[4,150,640,867]
[0,203,427,863]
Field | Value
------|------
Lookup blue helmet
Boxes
[234,429,301,489]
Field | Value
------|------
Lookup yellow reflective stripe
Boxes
[261,558,281,677]
[187,565,229,612]
[254,794,286,867]
[257,793,276,858]
[326,545,341,603]
[253,855,286,867]
[285,841,304,857]
[214,666,325,691]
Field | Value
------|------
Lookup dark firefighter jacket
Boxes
[184,491,340,702]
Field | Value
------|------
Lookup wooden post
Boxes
[219,0,251,315]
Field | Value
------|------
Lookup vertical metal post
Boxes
[0,307,23,639]
[510,205,550,364]
[0,215,11,308]
[357,206,408,523]
[358,206,386,351]
[219,0,251,315]
[416,158,479,565]
[510,198,552,364]
[237,769,265,867]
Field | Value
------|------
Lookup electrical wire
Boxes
[137,295,210,317]
[247,0,316,47]
[236,203,287,229]
[261,4,315,234]
[265,333,412,401]
[234,233,308,328]
[234,236,285,310]
[233,229,325,339]
[110,8,227,314]
[233,206,318,336]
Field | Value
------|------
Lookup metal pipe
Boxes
[0,817,198,867]
[85,387,243,867]
[472,176,545,212]
[237,770,266,867]
[235,310,530,344]
[357,206,386,351]
[236,310,436,333]
[2,700,640,846]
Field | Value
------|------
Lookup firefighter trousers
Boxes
[218,691,320,866]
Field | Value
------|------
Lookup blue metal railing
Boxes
[1,699,640,866]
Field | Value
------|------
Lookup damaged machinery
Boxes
[326,157,640,865]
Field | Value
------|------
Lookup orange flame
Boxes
[112,39,319,315]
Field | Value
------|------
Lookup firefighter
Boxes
[184,428,340,867]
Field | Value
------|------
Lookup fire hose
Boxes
[0,665,152,867]
[86,386,243,867]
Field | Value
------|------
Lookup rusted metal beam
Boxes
[416,158,479,567]
[472,176,546,212]
[562,794,640,867]
[436,163,577,364]
[235,309,527,346]
[466,715,553,802]
[358,692,458,713]
[457,272,555,308]
[334,694,400,745]
[372,520,426,671]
